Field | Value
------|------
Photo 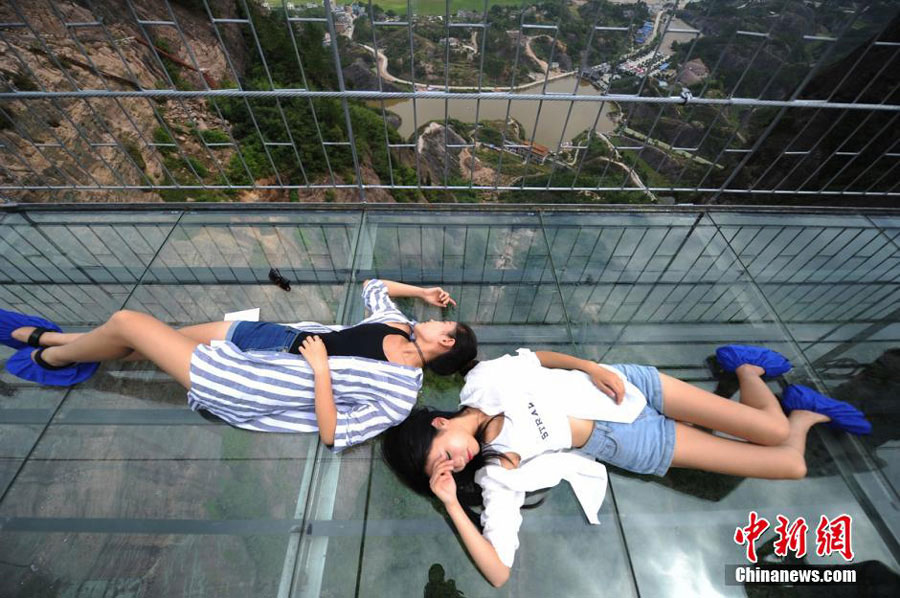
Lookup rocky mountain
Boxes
[0,0,405,204]
[410,122,466,185]
[719,12,900,206]
[0,0,247,202]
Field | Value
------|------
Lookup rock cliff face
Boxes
[720,13,900,206]
[342,58,401,93]
[0,0,245,202]
[409,121,466,185]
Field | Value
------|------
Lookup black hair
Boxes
[381,406,510,525]
[426,322,478,376]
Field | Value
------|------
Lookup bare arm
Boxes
[297,336,337,446]
[365,279,457,307]
[432,460,511,587]
[447,502,510,587]
[534,350,624,404]
[378,279,427,299]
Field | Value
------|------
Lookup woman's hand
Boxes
[380,280,456,308]
[535,351,625,404]
[298,335,329,373]
[429,459,459,506]
[421,287,457,308]
[588,364,625,404]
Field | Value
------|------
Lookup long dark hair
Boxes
[426,322,478,376]
[381,406,510,524]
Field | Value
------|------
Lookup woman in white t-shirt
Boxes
[381,346,870,587]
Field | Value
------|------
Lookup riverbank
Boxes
[358,42,576,92]
[376,74,617,146]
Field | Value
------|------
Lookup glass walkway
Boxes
[0,205,898,597]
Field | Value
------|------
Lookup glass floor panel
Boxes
[545,210,900,596]
[1,206,898,597]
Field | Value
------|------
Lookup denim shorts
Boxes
[577,363,676,477]
[225,321,298,352]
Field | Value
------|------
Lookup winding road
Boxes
[358,42,576,92]
[357,40,656,200]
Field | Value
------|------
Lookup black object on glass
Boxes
[269,267,291,291]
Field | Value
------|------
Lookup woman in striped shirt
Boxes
[1,279,477,450]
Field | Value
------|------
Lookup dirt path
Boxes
[524,36,549,74]
[524,35,567,79]
[591,133,657,201]
[359,43,407,85]
[622,127,722,169]
[652,9,664,39]
[459,146,498,185]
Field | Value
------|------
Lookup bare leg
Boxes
[35,310,200,388]
[660,367,791,446]
[12,321,232,361]
[670,410,829,479]
[121,321,232,361]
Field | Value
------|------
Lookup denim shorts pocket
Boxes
[633,404,654,422]
[282,331,300,352]
[589,422,620,462]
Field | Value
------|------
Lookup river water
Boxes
[379,76,616,147]
[660,17,698,55]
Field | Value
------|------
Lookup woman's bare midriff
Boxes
[478,410,596,469]
[570,416,595,449]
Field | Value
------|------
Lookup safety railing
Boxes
[0,0,897,204]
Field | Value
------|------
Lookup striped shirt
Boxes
[187,280,423,451]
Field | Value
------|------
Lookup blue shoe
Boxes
[715,345,792,378]
[5,347,99,387]
[782,384,872,436]
[0,309,62,350]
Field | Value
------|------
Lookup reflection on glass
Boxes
[0,207,897,597]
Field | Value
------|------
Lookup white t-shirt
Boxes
[459,349,647,567]
[486,389,572,462]
[460,349,647,426]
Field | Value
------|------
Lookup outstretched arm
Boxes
[534,350,624,404]
[431,460,511,587]
[366,279,457,308]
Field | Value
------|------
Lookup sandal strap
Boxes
[33,348,70,371]
[26,326,52,348]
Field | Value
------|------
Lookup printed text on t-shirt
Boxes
[528,402,549,440]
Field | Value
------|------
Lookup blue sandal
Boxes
[782,384,872,435]
[5,347,99,387]
[0,309,62,350]
[715,345,793,378]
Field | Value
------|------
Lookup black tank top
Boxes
[287,323,410,361]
